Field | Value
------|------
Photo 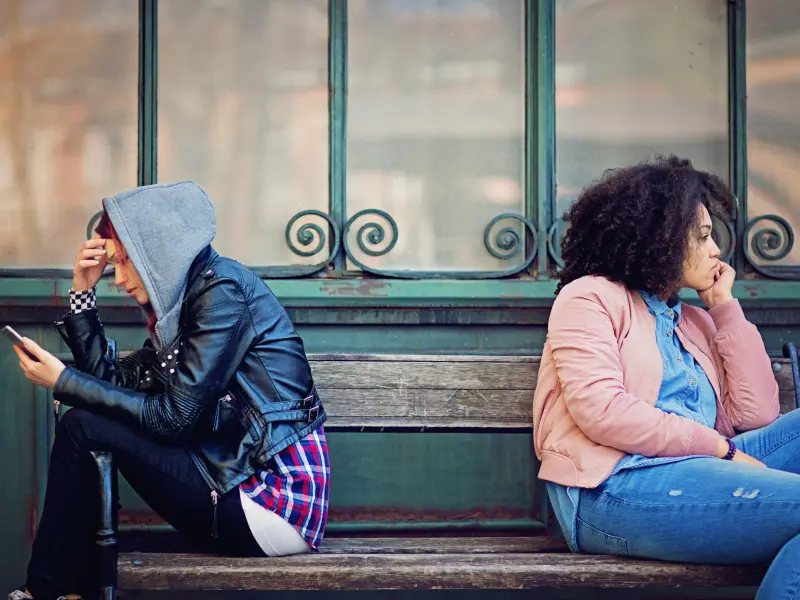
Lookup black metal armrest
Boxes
[89,451,117,600]
[783,342,800,409]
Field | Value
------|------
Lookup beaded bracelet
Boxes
[722,438,737,461]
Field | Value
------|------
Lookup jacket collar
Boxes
[177,245,219,324]
[640,290,681,322]
[187,245,218,287]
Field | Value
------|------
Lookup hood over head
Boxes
[102,181,216,349]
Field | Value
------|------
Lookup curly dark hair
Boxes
[556,155,735,298]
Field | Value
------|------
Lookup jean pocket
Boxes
[576,517,630,557]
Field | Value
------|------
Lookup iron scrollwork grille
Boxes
[340,210,539,280]
[87,207,799,281]
[86,208,539,279]
[743,215,799,280]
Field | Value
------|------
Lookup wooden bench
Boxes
[88,344,800,598]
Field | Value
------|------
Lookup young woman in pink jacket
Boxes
[533,156,792,599]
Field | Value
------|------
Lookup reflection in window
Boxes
[0,0,138,267]
[747,0,800,267]
[158,0,329,268]
[347,0,525,272]
[555,0,728,218]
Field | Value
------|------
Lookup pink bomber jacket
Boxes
[532,276,780,488]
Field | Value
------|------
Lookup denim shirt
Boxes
[546,291,718,550]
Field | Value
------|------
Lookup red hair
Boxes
[95,211,157,332]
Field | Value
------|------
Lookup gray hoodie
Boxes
[102,181,216,350]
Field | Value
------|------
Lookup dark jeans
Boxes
[26,408,262,600]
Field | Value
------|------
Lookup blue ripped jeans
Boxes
[576,408,800,599]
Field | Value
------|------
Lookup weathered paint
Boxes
[1,278,800,308]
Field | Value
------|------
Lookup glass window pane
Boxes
[555,0,728,217]
[347,0,526,273]
[746,0,800,267]
[0,0,138,268]
[158,0,329,268]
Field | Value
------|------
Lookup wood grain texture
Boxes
[310,360,538,390]
[308,354,795,427]
[320,388,533,428]
[309,356,795,392]
[316,536,569,554]
[118,552,767,591]
[780,390,797,414]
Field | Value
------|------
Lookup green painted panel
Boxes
[325,431,539,519]
[0,333,39,593]
[1,277,800,309]
[757,327,800,357]
[117,432,540,523]
[296,325,547,355]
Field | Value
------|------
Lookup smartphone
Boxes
[2,326,39,362]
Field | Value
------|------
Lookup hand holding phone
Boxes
[7,328,65,389]
[3,326,40,362]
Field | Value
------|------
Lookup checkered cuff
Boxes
[69,288,98,314]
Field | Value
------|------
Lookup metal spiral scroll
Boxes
[262,209,341,277]
[87,211,104,240]
[547,219,566,268]
[342,209,399,273]
[482,213,539,275]
[711,215,736,264]
[343,210,538,279]
[344,209,399,260]
[744,215,799,280]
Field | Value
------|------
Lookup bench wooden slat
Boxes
[320,536,568,554]
[311,360,538,390]
[119,535,570,555]
[308,355,796,428]
[322,390,797,429]
[320,388,533,428]
[309,354,539,363]
[118,552,767,591]
[309,355,796,390]
[780,390,797,414]
[115,351,794,391]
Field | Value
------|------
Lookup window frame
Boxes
[1,0,798,304]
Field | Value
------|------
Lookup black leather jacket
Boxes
[54,246,326,497]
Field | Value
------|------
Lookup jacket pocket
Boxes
[576,517,630,557]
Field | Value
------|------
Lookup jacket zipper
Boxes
[211,490,219,538]
[189,451,222,539]
[213,394,233,432]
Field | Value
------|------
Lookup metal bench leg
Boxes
[90,451,117,600]
[783,342,800,409]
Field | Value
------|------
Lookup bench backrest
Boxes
[110,351,797,535]
[311,354,798,429]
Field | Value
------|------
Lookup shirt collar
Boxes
[640,290,681,321]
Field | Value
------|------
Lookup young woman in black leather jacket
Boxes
[10,181,330,600]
